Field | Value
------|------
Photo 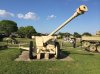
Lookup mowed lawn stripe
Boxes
[0,47,100,74]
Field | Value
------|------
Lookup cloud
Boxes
[17,14,24,19]
[47,15,56,20]
[17,12,39,20]
[0,9,14,17]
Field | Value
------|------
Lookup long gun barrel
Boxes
[48,5,88,36]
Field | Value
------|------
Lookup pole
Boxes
[48,5,88,36]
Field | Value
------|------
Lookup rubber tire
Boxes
[29,41,34,59]
[55,42,60,59]
[89,45,96,52]
[97,46,100,52]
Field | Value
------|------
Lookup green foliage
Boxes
[17,26,37,38]
[58,32,71,38]
[82,32,92,36]
[0,38,100,74]
[0,47,100,74]
[73,32,81,38]
[0,20,18,36]
[2,38,36,48]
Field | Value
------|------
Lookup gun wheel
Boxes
[89,45,96,52]
[29,41,34,59]
[55,42,60,59]
[97,46,100,52]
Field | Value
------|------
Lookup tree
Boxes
[73,32,81,38]
[0,20,18,36]
[25,26,37,38]
[82,32,92,36]
[17,26,37,38]
[17,27,25,38]
[58,32,71,38]
[65,32,71,37]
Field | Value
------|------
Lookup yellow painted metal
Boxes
[82,41,90,48]
[49,5,88,36]
[35,5,88,55]
[97,46,100,52]
[89,45,96,52]
[82,36,100,41]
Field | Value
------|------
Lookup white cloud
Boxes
[17,12,38,20]
[47,15,56,20]
[0,9,14,17]
[17,14,24,19]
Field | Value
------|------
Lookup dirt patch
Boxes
[15,51,30,61]
[15,51,73,61]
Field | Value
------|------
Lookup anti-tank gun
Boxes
[29,5,88,59]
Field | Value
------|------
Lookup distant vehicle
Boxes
[0,33,6,41]
[81,31,100,52]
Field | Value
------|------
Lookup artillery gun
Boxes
[81,31,100,52]
[29,5,88,59]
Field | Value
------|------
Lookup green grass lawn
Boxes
[1,38,80,48]
[0,38,36,48]
[0,45,100,74]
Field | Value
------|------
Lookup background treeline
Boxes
[0,20,41,39]
[0,20,92,40]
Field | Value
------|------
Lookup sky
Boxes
[0,0,100,34]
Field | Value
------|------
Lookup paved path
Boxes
[15,51,73,61]
[15,51,30,61]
